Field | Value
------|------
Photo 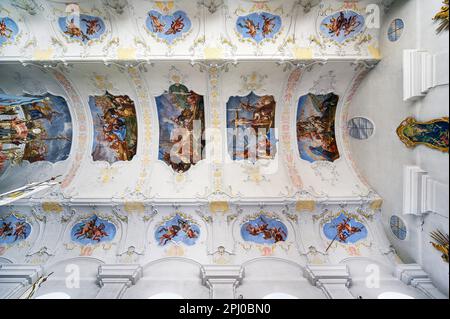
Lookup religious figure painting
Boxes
[155,84,205,173]
[0,93,73,171]
[396,117,449,153]
[241,215,287,245]
[320,10,365,43]
[0,215,31,245]
[226,93,277,161]
[70,215,116,245]
[0,17,19,46]
[236,12,282,43]
[296,93,340,163]
[58,14,106,44]
[89,92,138,163]
[155,214,200,246]
[146,10,192,44]
[323,213,367,245]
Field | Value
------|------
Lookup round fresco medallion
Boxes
[320,11,365,43]
[58,15,106,44]
[236,12,282,43]
[0,215,31,245]
[71,215,116,245]
[241,215,288,244]
[146,10,192,44]
[0,17,19,46]
[155,214,200,246]
[323,213,367,244]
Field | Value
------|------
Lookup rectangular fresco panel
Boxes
[155,84,205,173]
[89,92,138,163]
[296,93,340,163]
[0,93,72,168]
[226,93,277,161]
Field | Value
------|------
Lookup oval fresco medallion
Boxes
[155,214,200,246]
[241,215,287,244]
[70,215,116,245]
[0,17,19,46]
[146,10,192,44]
[0,215,31,245]
[320,10,365,43]
[236,12,282,43]
[323,213,367,244]
[58,14,106,44]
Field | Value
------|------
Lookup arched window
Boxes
[378,292,414,299]
[35,292,71,299]
[387,19,404,42]
[390,215,407,240]
[347,117,374,140]
[148,292,184,299]
[263,293,298,299]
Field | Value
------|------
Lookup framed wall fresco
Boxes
[296,93,340,163]
[0,17,19,47]
[396,117,449,153]
[0,215,31,245]
[58,14,106,44]
[155,84,205,173]
[241,215,287,244]
[236,12,282,44]
[146,10,192,44]
[70,215,116,245]
[88,92,138,163]
[226,92,277,161]
[320,10,365,44]
[0,93,73,169]
[155,214,200,246]
[323,213,367,246]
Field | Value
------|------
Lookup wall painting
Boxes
[89,92,138,163]
[155,84,205,173]
[227,92,276,161]
[155,214,200,246]
[241,215,287,244]
[70,215,116,245]
[396,117,449,153]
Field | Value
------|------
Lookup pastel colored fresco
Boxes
[396,117,449,153]
[0,17,19,46]
[146,10,192,44]
[236,12,282,43]
[296,93,340,163]
[323,213,367,244]
[155,214,200,246]
[320,11,365,43]
[89,92,138,163]
[226,92,277,161]
[0,93,73,171]
[0,215,31,245]
[71,215,116,245]
[58,14,105,44]
[241,215,287,244]
[155,84,205,173]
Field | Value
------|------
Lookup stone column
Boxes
[201,265,244,299]
[96,264,143,299]
[305,264,355,299]
[396,264,447,299]
[0,264,43,299]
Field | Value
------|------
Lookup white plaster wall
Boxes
[348,0,449,296]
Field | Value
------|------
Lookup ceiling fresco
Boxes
[1,0,441,301]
